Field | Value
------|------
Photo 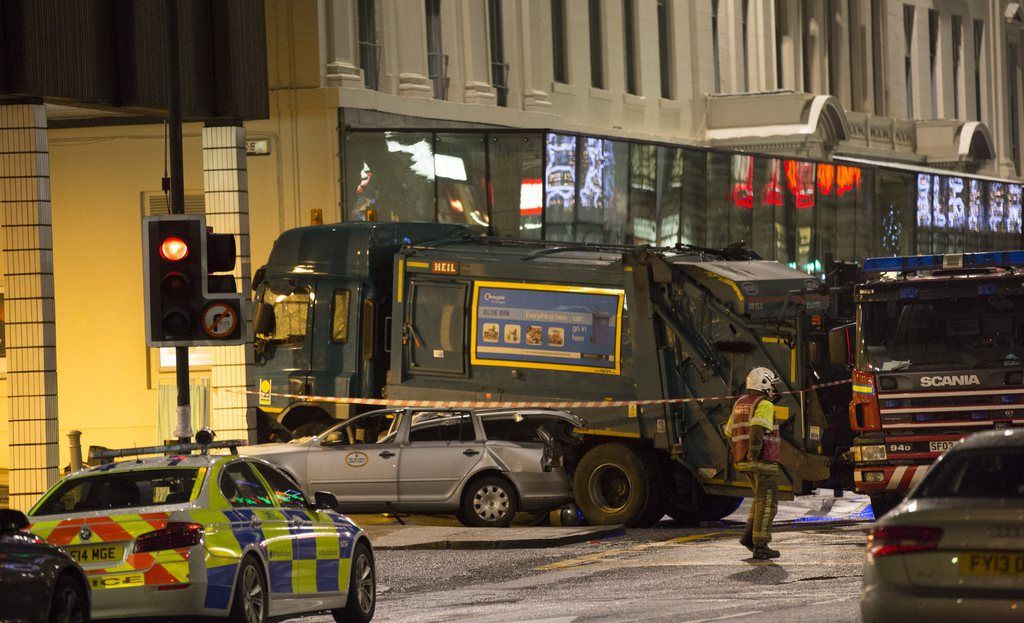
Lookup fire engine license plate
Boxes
[68,544,124,564]
[959,552,1024,576]
[928,441,957,453]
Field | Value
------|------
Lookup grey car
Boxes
[246,408,582,527]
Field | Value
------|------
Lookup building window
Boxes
[774,0,784,89]
[657,0,673,98]
[871,0,886,115]
[1009,44,1021,176]
[357,0,379,90]
[623,0,638,94]
[551,0,568,83]
[904,4,915,119]
[712,0,721,93]
[425,0,446,100]
[952,15,963,119]
[741,0,750,91]
[488,0,508,107]
[928,9,938,117]
[589,0,604,89]
[974,19,984,122]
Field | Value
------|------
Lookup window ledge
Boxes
[624,93,646,106]
[551,81,579,95]
[589,87,614,101]
[658,97,682,110]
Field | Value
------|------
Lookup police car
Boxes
[26,433,376,623]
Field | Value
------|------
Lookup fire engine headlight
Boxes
[854,444,888,462]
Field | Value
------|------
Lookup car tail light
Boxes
[133,522,204,553]
[867,525,943,557]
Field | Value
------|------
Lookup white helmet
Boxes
[746,367,780,394]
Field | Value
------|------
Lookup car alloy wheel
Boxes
[473,483,511,522]
[354,551,375,613]
[241,564,265,623]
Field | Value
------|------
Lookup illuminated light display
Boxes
[579,138,612,212]
[784,160,815,208]
[1008,184,1023,234]
[947,177,965,229]
[988,182,1006,233]
[817,164,835,195]
[880,204,902,255]
[545,134,576,213]
[519,179,543,216]
[729,155,754,208]
[761,159,783,206]
[968,179,983,232]
[916,174,932,227]
[931,175,944,229]
[835,165,862,196]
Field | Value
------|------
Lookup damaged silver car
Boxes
[246,408,582,527]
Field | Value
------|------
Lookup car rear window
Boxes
[914,448,1024,499]
[30,468,202,516]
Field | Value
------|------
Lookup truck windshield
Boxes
[858,294,1024,371]
[258,285,312,346]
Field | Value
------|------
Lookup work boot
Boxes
[739,526,754,551]
[751,545,781,560]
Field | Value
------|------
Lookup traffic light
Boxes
[143,215,245,346]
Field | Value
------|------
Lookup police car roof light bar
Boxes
[89,439,246,463]
[863,250,1024,273]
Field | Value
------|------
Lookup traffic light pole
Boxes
[165,0,191,444]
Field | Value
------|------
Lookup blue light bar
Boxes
[863,250,1024,273]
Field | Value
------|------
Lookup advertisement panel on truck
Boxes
[470,282,625,375]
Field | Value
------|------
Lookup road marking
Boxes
[533,531,740,571]
[677,610,763,623]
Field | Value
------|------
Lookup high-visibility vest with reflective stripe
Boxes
[727,393,781,463]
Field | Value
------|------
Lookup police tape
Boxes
[229,379,851,410]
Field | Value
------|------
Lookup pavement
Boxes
[362,523,625,550]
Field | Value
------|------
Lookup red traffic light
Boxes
[159,237,189,261]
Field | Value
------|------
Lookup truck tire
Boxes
[573,443,666,528]
[869,493,901,519]
[699,494,743,521]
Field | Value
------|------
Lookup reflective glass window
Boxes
[489,133,544,238]
[220,462,274,508]
[679,147,707,247]
[343,131,436,223]
[545,133,577,241]
[629,143,658,245]
[728,154,754,248]
[656,147,683,246]
[577,138,629,243]
[260,285,311,347]
[435,133,489,231]
[873,169,916,257]
[705,151,731,249]
[331,290,351,344]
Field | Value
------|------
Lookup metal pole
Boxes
[165,0,192,444]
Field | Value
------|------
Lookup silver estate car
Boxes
[246,408,583,527]
[861,429,1024,623]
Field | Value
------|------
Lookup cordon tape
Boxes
[227,379,851,410]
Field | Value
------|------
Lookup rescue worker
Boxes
[726,366,783,560]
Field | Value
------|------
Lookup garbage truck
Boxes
[252,222,853,526]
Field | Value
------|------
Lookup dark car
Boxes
[0,508,90,623]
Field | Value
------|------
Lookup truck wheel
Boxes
[459,475,519,527]
[699,494,743,521]
[869,493,901,519]
[573,443,665,528]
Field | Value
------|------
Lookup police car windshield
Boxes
[30,468,200,516]
[858,295,1024,371]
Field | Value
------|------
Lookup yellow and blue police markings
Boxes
[29,453,365,616]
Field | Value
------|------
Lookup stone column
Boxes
[384,0,433,98]
[829,0,852,108]
[324,0,364,88]
[520,0,552,110]
[202,124,256,444]
[848,0,874,113]
[460,0,496,104]
[776,0,802,91]
[1,103,59,511]
[803,0,827,95]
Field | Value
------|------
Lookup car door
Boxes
[252,461,351,607]
[398,410,485,505]
[306,410,404,512]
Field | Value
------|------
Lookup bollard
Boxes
[67,430,83,472]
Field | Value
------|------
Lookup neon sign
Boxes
[729,155,754,208]
[762,159,782,206]
[784,160,815,208]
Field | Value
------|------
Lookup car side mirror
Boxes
[0,509,30,532]
[253,301,276,336]
[313,491,339,511]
